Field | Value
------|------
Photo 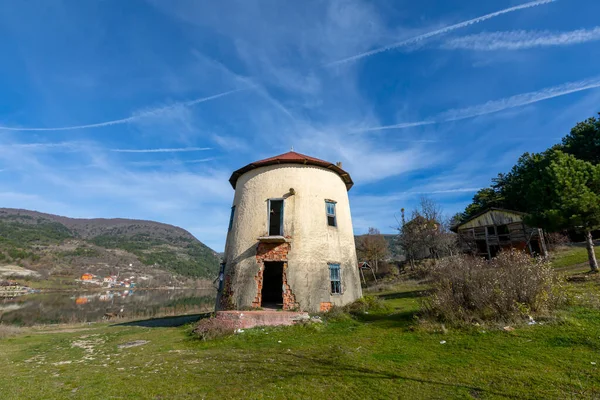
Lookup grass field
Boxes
[0,247,599,399]
[550,245,598,270]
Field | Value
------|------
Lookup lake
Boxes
[0,289,216,326]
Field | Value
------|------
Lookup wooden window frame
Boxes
[328,263,342,295]
[267,198,284,236]
[325,200,337,227]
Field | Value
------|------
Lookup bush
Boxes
[374,262,399,279]
[343,295,391,315]
[322,295,392,322]
[0,324,24,339]
[423,250,564,325]
[192,317,236,341]
[545,232,570,250]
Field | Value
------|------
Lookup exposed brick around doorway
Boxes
[252,242,298,310]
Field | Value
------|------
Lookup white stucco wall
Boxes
[218,164,362,312]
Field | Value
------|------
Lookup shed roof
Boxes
[453,208,528,231]
[228,151,354,190]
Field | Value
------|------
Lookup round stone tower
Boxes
[216,151,363,313]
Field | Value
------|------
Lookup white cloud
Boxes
[444,26,600,51]
[326,0,556,66]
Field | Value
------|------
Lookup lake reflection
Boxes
[0,289,216,326]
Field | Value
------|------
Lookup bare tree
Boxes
[437,216,459,257]
[397,208,422,268]
[356,227,389,273]
[397,197,457,266]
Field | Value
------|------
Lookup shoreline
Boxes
[0,286,216,295]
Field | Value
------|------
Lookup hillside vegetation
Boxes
[0,208,220,285]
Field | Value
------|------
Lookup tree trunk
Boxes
[585,231,598,272]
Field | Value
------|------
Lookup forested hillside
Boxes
[0,208,220,284]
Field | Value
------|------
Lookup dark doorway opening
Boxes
[262,261,283,309]
[476,240,487,254]
[269,199,283,236]
[530,240,541,256]
[489,245,500,258]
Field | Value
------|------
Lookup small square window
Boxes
[487,226,495,235]
[325,201,337,227]
[329,263,342,294]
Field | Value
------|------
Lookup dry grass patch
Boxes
[0,323,25,339]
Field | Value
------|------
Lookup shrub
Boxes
[344,295,391,316]
[423,250,564,325]
[322,295,392,322]
[374,262,399,279]
[192,317,236,341]
[545,232,570,250]
[0,324,24,339]
[411,259,437,281]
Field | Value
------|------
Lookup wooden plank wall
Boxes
[457,222,540,255]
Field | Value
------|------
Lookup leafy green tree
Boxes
[449,212,464,228]
[463,183,506,221]
[464,188,495,218]
[515,150,600,272]
[562,113,600,165]
[499,152,551,213]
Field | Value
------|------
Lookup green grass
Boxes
[0,248,599,399]
[550,245,598,270]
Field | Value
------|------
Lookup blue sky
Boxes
[1,0,600,251]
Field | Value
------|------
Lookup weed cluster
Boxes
[423,250,564,325]
[192,317,236,341]
[0,324,24,339]
[323,295,392,322]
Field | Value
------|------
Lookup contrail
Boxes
[0,88,248,132]
[408,188,480,194]
[360,76,600,132]
[111,147,211,153]
[129,157,216,167]
[0,142,82,149]
[326,0,556,66]
[443,26,600,51]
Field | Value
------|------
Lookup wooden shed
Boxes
[452,208,547,259]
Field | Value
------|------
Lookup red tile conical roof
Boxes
[229,151,353,190]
